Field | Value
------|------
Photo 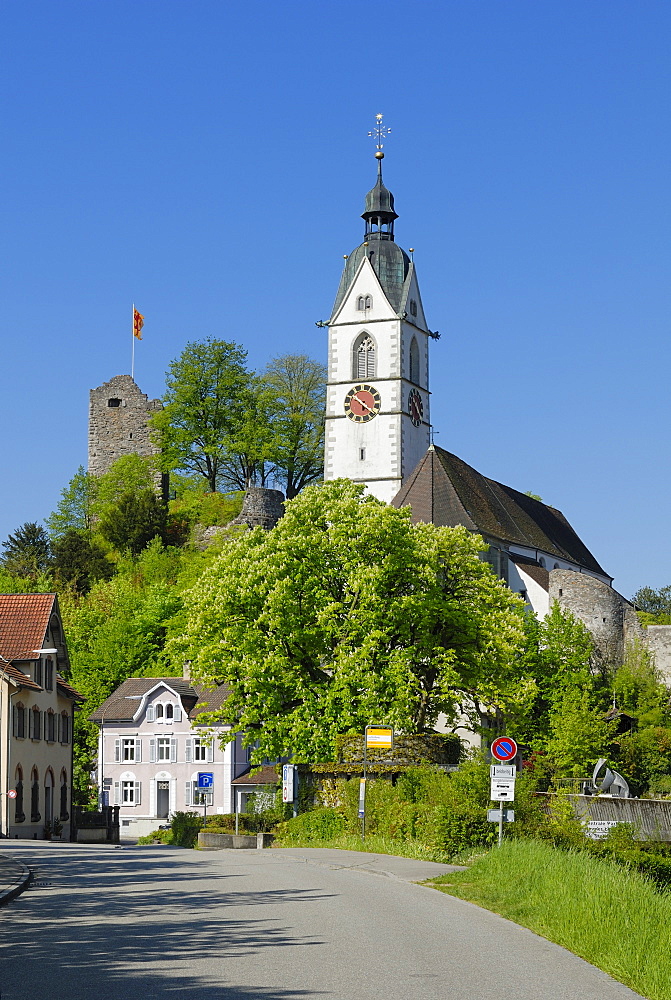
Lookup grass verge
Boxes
[272,832,455,864]
[429,839,671,1000]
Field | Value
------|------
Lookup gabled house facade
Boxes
[90,672,255,838]
[0,594,84,841]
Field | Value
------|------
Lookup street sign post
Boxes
[282,765,298,816]
[361,725,394,841]
[488,741,518,846]
[197,772,214,826]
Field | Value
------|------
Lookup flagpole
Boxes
[131,302,135,380]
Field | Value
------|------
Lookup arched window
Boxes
[13,703,26,739]
[31,768,40,823]
[165,703,174,722]
[14,767,25,824]
[538,557,546,569]
[45,658,54,691]
[30,706,42,741]
[60,769,69,822]
[364,295,372,310]
[44,769,54,825]
[356,296,365,311]
[353,333,376,380]
[46,710,56,743]
[155,703,164,720]
[409,337,420,385]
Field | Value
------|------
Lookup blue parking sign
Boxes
[197,772,214,790]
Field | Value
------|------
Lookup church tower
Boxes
[324,118,433,503]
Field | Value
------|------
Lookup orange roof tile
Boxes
[0,594,56,661]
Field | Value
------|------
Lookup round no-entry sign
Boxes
[491,736,518,762]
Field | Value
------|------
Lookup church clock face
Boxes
[344,384,381,422]
[408,388,424,426]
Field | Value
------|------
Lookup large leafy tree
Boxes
[98,489,167,556]
[264,354,326,499]
[170,480,529,762]
[46,466,99,538]
[151,339,253,493]
[1,522,52,578]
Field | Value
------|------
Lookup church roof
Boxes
[331,241,410,318]
[392,446,610,578]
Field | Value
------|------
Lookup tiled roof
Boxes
[57,678,86,702]
[231,765,279,786]
[0,593,56,660]
[89,677,231,723]
[0,661,41,691]
[393,447,610,578]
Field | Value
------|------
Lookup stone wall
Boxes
[549,570,625,668]
[645,626,671,684]
[228,488,285,530]
[88,374,165,493]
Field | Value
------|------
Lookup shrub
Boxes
[170,811,203,848]
[274,807,347,844]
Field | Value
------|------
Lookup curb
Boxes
[0,856,32,907]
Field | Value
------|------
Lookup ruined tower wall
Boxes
[88,374,164,491]
[549,570,625,668]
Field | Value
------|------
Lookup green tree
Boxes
[93,454,159,520]
[613,639,671,727]
[46,466,99,538]
[98,489,167,555]
[264,354,326,498]
[1,522,52,578]
[632,585,671,625]
[151,338,253,492]
[52,530,114,594]
[169,480,529,762]
[545,687,616,777]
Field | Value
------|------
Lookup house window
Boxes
[194,738,212,762]
[60,770,69,821]
[409,337,420,384]
[353,332,376,380]
[122,781,135,804]
[31,769,40,823]
[14,768,25,824]
[155,704,164,721]
[165,703,174,722]
[157,737,172,761]
[122,738,140,762]
[46,711,56,743]
[34,660,42,687]
[185,780,213,807]
[14,704,26,739]
[60,712,70,744]
[30,707,42,741]
[45,658,54,691]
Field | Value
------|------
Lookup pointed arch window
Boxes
[353,332,376,380]
[14,767,25,824]
[409,337,420,385]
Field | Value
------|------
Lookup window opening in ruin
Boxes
[108,398,121,407]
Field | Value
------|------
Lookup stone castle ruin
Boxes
[88,374,167,498]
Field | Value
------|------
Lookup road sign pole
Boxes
[361,735,367,842]
[498,802,504,847]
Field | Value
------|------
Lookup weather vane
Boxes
[368,113,391,156]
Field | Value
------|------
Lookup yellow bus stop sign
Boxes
[365,725,394,749]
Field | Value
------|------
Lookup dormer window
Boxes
[165,703,174,723]
[45,658,54,691]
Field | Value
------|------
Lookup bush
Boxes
[274,807,346,844]
[170,811,203,848]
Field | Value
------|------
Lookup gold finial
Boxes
[368,112,391,159]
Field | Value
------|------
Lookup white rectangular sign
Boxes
[490,765,516,779]
[487,808,515,822]
[490,777,516,801]
[282,764,295,803]
[585,820,618,840]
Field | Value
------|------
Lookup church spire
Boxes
[362,114,398,242]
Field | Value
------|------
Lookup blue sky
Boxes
[1,1,669,599]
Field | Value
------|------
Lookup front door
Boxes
[157,781,170,818]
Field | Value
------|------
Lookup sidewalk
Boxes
[267,846,465,882]
[0,852,32,905]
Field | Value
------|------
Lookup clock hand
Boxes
[355,396,374,413]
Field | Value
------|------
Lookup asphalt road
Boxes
[0,842,643,1000]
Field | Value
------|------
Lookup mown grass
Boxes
[429,839,671,1000]
[273,831,456,864]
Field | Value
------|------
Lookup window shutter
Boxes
[174,705,182,722]
[149,738,157,763]
[185,738,192,764]
[146,704,155,722]
[170,738,177,763]
[134,782,141,806]
[12,706,16,737]
[135,739,142,763]
[185,781,192,807]
[206,740,214,763]
[113,782,120,806]
[57,715,61,743]
[114,738,121,763]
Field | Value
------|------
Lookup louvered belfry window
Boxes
[355,333,376,380]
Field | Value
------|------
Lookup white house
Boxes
[90,671,274,838]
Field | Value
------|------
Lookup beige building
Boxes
[0,594,84,840]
